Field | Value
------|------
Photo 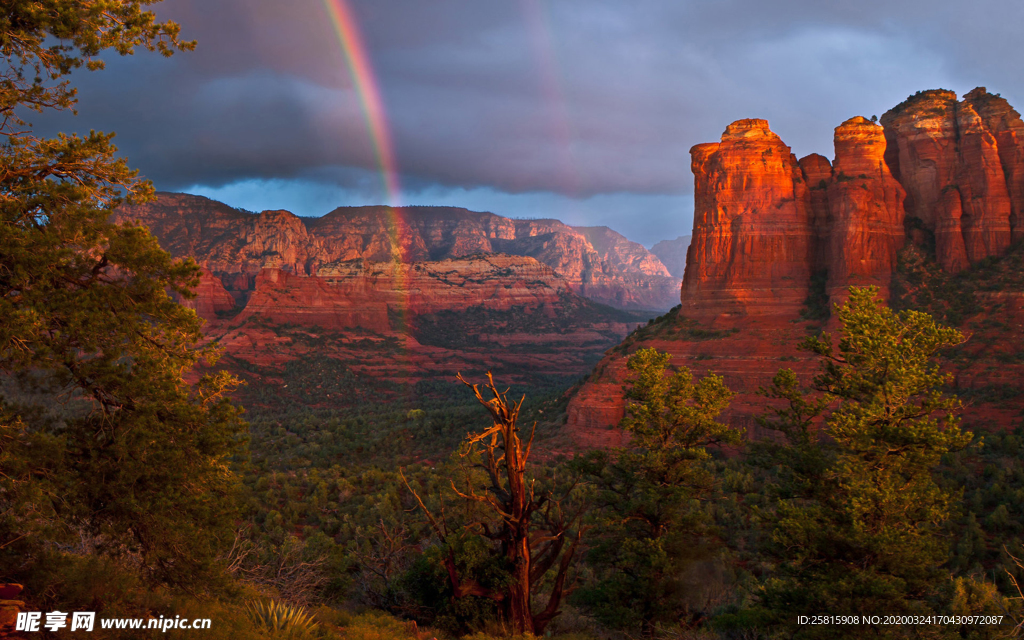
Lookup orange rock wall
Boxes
[824,116,906,300]
[568,87,1024,445]
[681,119,815,317]
[881,88,1023,270]
[228,255,571,331]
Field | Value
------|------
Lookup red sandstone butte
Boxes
[880,87,1021,271]
[824,116,906,300]
[880,90,960,231]
[963,88,1024,244]
[681,119,814,318]
[954,101,1012,261]
[567,88,1024,446]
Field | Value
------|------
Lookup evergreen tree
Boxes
[752,287,972,638]
[0,1,245,587]
[575,348,740,636]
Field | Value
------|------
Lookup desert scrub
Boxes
[245,599,319,637]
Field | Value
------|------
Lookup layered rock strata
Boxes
[823,116,906,299]
[116,194,680,310]
[881,88,1022,270]
[567,87,1024,444]
[233,255,570,331]
[681,119,815,317]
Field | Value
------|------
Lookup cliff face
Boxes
[682,119,815,317]
[117,195,652,390]
[674,87,1024,320]
[235,255,572,331]
[116,194,680,311]
[881,88,1023,270]
[824,116,906,300]
[567,87,1024,447]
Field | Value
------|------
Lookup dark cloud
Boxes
[30,0,1024,243]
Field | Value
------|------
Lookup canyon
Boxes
[116,196,660,397]
[568,87,1024,446]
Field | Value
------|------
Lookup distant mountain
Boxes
[115,193,681,311]
[650,235,691,279]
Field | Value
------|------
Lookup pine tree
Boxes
[0,1,245,587]
[575,348,740,636]
[753,287,971,638]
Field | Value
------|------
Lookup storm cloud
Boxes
[32,0,1024,245]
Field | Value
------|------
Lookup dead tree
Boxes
[401,372,582,635]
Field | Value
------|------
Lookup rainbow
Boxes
[321,0,402,207]
[321,0,416,381]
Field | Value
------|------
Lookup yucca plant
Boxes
[245,599,319,635]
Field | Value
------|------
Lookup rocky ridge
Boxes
[567,87,1024,446]
[116,194,680,311]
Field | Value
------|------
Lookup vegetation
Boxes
[403,373,583,635]
[245,599,320,635]
[0,0,245,591]
[573,348,740,636]
[747,287,973,637]
[6,3,1024,640]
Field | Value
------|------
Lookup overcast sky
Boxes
[34,0,1024,246]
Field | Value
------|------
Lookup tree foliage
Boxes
[752,287,973,637]
[0,0,244,588]
[575,348,740,636]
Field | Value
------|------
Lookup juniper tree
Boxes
[403,373,582,635]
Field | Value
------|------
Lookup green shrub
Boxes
[245,599,319,636]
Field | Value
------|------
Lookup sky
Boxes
[33,0,1024,247]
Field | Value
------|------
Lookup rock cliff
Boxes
[567,87,1024,446]
[115,194,680,311]
[823,116,906,300]
[116,194,653,390]
[234,255,572,331]
[881,88,1021,270]
[681,119,815,317]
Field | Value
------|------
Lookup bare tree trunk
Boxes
[403,372,584,635]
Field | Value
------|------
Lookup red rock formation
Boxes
[236,267,391,331]
[935,188,970,273]
[182,268,237,320]
[880,90,959,230]
[681,119,814,317]
[954,101,1013,261]
[824,117,906,299]
[798,153,833,271]
[880,88,1016,270]
[963,88,1024,244]
[115,194,680,310]
[234,255,571,332]
[568,89,1024,448]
